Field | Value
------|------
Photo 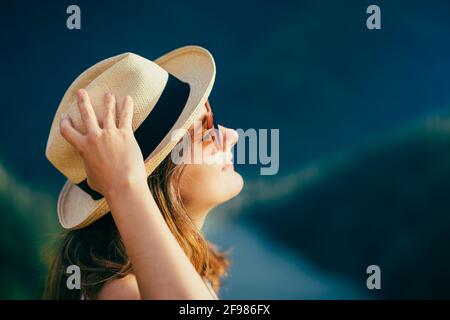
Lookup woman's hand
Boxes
[59,89,148,198]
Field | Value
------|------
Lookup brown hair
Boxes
[43,154,230,299]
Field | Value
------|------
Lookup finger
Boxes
[59,113,84,151]
[76,89,100,133]
[103,92,117,129]
[119,96,134,129]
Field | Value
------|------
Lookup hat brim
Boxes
[57,46,216,229]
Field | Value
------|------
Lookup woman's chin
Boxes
[223,169,244,199]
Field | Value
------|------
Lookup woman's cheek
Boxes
[179,165,215,200]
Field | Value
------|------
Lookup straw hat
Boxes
[45,45,216,229]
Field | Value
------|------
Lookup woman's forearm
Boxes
[105,181,215,300]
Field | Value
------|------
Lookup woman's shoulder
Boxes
[97,274,141,300]
[96,274,219,300]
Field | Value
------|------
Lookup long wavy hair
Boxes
[43,154,230,299]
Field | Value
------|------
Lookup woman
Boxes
[43,48,243,299]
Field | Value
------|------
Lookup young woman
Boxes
[44,89,243,299]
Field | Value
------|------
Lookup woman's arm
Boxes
[105,181,214,299]
[60,89,215,299]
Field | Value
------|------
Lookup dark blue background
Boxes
[2,0,450,299]
[3,0,450,188]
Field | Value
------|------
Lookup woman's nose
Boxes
[219,125,238,151]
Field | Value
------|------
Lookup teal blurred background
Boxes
[2,0,450,299]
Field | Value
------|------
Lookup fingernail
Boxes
[61,113,67,120]
[77,89,84,101]
[105,92,112,99]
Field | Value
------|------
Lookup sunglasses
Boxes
[188,100,223,151]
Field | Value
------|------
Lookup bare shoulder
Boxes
[97,274,141,300]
